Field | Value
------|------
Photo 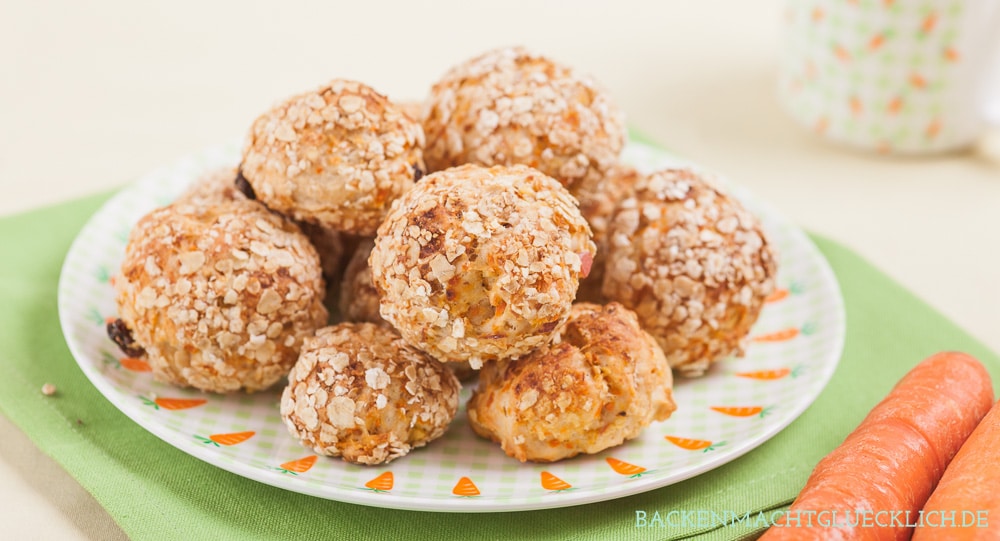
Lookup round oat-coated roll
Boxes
[241,79,424,236]
[339,238,480,382]
[422,46,625,193]
[467,302,676,462]
[280,323,460,465]
[115,199,328,393]
[175,165,346,284]
[602,168,778,377]
[370,164,596,367]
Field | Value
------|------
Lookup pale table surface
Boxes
[2,1,998,539]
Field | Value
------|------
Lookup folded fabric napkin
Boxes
[0,192,997,541]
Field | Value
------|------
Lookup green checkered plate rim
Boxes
[57,139,845,512]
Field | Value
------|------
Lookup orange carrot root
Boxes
[913,398,1000,539]
[760,352,994,540]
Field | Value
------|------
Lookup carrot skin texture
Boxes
[913,399,1000,540]
[760,352,994,540]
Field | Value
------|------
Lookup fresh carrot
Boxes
[606,457,646,477]
[540,471,572,491]
[365,472,394,492]
[760,352,994,540]
[453,476,480,497]
[913,398,1000,539]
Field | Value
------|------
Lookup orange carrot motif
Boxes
[812,7,824,22]
[765,282,802,303]
[753,328,798,342]
[120,357,152,372]
[278,455,317,475]
[364,472,394,492]
[869,33,886,51]
[140,396,207,410]
[766,289,790,303]
[196,431,255,447]
[833,44,851,62]
[736,366,802,380]
[921,13,937,34]
[752,323,814,343]
[926,119,942,139]
[944,47,960,62]
[849,96,863,116]
[540,471,572,491]
[665,436,727,452]
[453,476,480,497]
[711,406,772,418]
[911,73,928,89]
[887,95,904,114]
[606,457,646,477]
[815,117,829,134]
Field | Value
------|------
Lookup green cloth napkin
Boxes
[0,192,997,541]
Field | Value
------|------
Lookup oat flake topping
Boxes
[241,79,425,236]
[370,163,595,367]
[602,168,777,377]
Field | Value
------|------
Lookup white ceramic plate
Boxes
[58,140,845,512]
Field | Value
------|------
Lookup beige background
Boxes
[1,1,998,538]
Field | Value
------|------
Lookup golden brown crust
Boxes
[241,79,425,236]
[115,199,328,393]
[176,165,347,283]
[602,168,777,376]
[370,164,596,367]
[280,323,460,465]
[467,302,675,462]
[422,47,626,192]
